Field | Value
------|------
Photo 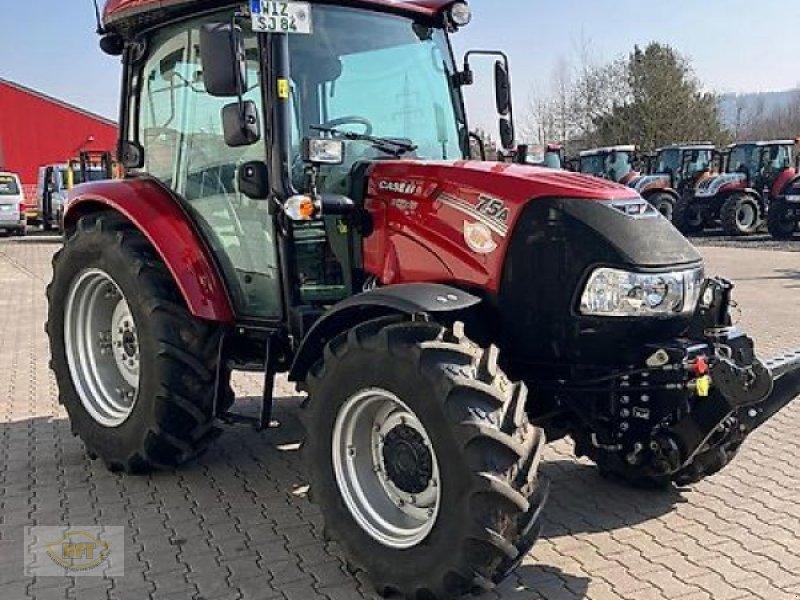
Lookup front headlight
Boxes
[580,267,704,317]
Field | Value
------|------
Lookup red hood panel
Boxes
[362,160,641,294]
[368,160,639,204]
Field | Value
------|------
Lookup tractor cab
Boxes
[578,145,638,183]
[723,140,796,191]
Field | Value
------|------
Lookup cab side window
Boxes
[138,17,281,319]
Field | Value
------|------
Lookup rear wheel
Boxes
[650,192,676,222]
[767,201,797,240]
[673,195,705,233]
[47,213,223,472]
[303,318,548,599]
[721,194,760,236]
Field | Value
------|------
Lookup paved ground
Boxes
[1,233,800,600]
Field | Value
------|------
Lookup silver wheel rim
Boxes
[737,202,757,230]
[332,388,441,549]
[64,269,140,427]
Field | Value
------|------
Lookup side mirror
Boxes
[499,118,515,151]
[514,143,529,164]
[494,61,512,116]
[222,100,261,147]
[238,161,269,199]
[120,140,144,169]
[200,23,247,97]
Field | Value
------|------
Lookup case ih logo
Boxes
[379,180,421,196]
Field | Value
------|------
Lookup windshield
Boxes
[288,6,465,176]
[684,149,713,177]
[727,144,758,176]
[0,175,20,196]
[580,154,606,176]
[656,149,680,174]
[581,151,633,181]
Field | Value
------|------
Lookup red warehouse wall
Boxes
[0,79,118,194]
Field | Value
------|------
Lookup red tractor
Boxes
[766,153,800,239]
[689,140,798,236]
[626,143,717,226]
[47,1,800,598]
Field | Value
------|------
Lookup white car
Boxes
[0,172,26,236]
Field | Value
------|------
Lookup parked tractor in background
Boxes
[36,151,115,232]
[46,1,800,598]
[690,140,798,236]
[578,145,639,184]
[626,143,717,226]
[767,153,800,239]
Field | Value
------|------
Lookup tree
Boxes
[592,43,728,151]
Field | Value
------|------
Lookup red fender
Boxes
[771,168,797,198]
[64,178,235,323]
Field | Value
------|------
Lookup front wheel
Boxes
[767,202,797,240]
[650,192,676,222]
[673,195,705,233]
[302,319,547,599]
[721,194,761,236]
[47,213,224,472]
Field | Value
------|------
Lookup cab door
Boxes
[136,14,282,320]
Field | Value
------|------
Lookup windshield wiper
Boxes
[310,125,417,158]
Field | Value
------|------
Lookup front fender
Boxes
[288,283,480,381]
[65,177,234,323]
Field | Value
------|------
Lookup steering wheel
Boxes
[319,116,374,136]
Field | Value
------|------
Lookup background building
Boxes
[0,78,117,200]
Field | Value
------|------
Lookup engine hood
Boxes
[628,174,672,194]
[695,172,747,198]
[367,160,641,207]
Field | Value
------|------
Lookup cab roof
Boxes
[579,145,636,157]
[103,0,457,31]
[655,142,715,152]
[726,139,798,148]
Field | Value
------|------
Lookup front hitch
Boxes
[662,279,800,481]
[740,350,800,431]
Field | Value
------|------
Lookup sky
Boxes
[1,0,798,134]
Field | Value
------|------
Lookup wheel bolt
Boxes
[348,446,356,457]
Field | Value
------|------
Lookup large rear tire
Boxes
[47,213,224,472]
[673,195,705,233]
[767,201,797,240]
[302,318,548,599]
[721,193,761,236]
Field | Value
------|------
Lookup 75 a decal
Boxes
[475,195,510,224]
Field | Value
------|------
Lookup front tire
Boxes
[767,202,797,240]
[721,193,761,236]
[650,192,676,222]
[47,213,223,472]
[673,195,705,233]
[302,318,547,599]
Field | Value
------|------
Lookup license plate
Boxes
[251,1,312,34]
[0,205,12,212]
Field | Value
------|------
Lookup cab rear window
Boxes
[0,176,20,195]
